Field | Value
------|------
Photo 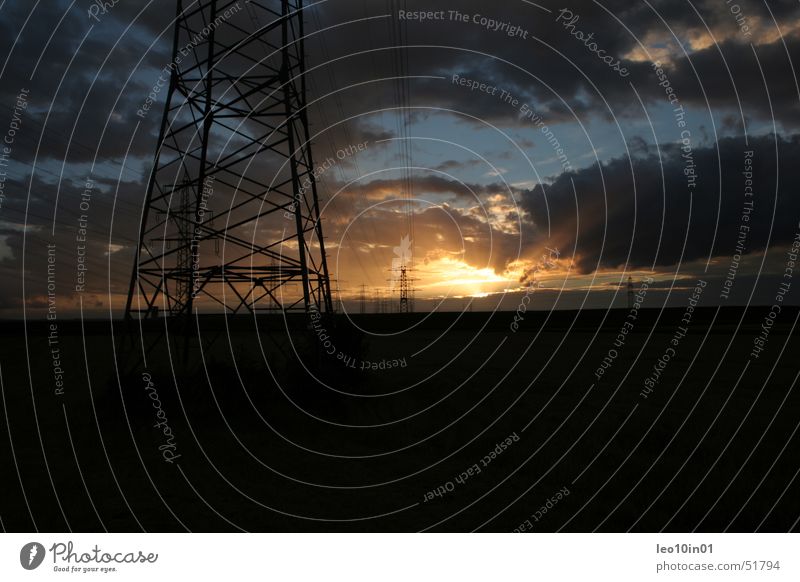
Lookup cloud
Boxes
[521,132,800,273]
[308,0,800,131]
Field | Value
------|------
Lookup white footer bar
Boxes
[1,533,796,581]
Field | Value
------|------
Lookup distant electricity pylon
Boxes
[389,234,416,313]
[359,284,367,314]
[125,0,332,319]
[399,265,411,313]
[389,264,418,313]
[375,288,389,314]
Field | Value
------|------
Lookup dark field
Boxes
[1,306,799,532]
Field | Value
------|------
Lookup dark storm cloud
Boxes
[3,0,797,175]
[2,0,798,174]
[647,35,800,127]
[433,159,481,172]
[0,2,170,166]
[521,133,800,274]
[327,173,518,202]
[0,166,145,314]
[308,0,800,129]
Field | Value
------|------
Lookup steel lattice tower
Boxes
[125,0,332,319]
[399,266,410,313]
[358,284,367,314]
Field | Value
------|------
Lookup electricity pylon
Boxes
[125,0,332,319]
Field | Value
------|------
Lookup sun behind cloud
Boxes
[416,256,515,298]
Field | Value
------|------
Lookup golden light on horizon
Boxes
[415,257,515,298]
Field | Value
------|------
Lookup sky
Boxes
[1,0,799,317]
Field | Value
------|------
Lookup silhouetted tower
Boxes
[161,182,193,307]
[399,266,410,313]
[125,0,332,319]
[390,234,415,313]
[627,276,634,309]
[377,289,388,314]
[359,284,367,314]
[329,277,346,313]
[389,266,418,313]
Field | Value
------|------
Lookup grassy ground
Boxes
[1,307,798,531]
